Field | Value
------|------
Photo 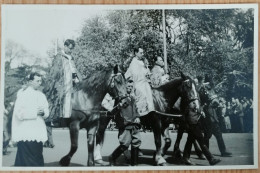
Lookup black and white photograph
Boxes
[0,4,258,171]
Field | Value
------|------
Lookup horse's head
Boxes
[107,65,127,102]
[179,73,201,115]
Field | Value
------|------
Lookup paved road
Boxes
[2,129,254,167]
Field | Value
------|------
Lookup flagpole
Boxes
[162,9,168,73]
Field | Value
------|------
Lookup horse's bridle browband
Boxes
[108,72,129,102]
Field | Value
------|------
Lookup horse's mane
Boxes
[79,68,113,98]
[157,77,184,92]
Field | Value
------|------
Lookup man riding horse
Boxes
[47,39,82,127]
[125,48,167,165]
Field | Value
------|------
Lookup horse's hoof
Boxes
[182,158,196,165]
[59,155,71,166]
[198,154,206,160]
[95,159,110,166]
[87,161,95,167]
[95,159,104,165]
[154,154,167,166]
[173,148,182,160]
[158,162,167,166]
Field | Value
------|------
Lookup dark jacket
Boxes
[120,95,140,129]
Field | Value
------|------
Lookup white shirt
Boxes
[101,93,115,111]
[11,87,49,143]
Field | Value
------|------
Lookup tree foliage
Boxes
[5,8,254,109]
[72,8,254,100]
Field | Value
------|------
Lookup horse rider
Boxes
[48,39,82,127]
[150,56,170,154]
[60,39,82,119]
[200,76,232,157]
[108,80,142,166]
[124,48,169,166]
[125,47,155,117]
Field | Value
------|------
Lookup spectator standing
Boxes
[224,102,232,133]
[234,98,244,132]
[11,72,49,166]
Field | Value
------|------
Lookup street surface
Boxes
[2,129,254,167]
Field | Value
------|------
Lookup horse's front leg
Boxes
[94,116,111,164]
[150,112,167,166]
[87,116,99,166]
[59,120,80,166]
[172,121,185,160]
[161,118,172,156]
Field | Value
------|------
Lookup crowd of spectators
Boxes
[219,97,253,133]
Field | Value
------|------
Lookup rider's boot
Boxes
[109,145,127,166]
[131,147,139,166]
[200,145,221,165]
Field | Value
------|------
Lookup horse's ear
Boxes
[180,71,187,80]
[113,65,118,74]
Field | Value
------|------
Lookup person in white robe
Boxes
[12,72,49,166]
[125,48,154,116]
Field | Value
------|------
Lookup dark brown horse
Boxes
[95,72,200,166]
[57,65,127,166]
[160,74,204,161]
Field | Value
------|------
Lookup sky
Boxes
[3,5,108,58]
[2,4,256,67]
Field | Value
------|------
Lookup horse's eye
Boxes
[110,82,115,88]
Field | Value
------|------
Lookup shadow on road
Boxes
[45,162,84,167]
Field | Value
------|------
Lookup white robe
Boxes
[62,54,77,118]
[11,87,49,143]
[125,57,154,116]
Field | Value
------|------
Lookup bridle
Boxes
[181,79,201,114]
[108,73,129,102]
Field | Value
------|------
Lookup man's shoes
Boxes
[182,158,195,165]
[49,144,55,148]
[43,142,55,148]
[209,158,221,165]
[221,151,232,157]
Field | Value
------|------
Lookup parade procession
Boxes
[1,4,257,170]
